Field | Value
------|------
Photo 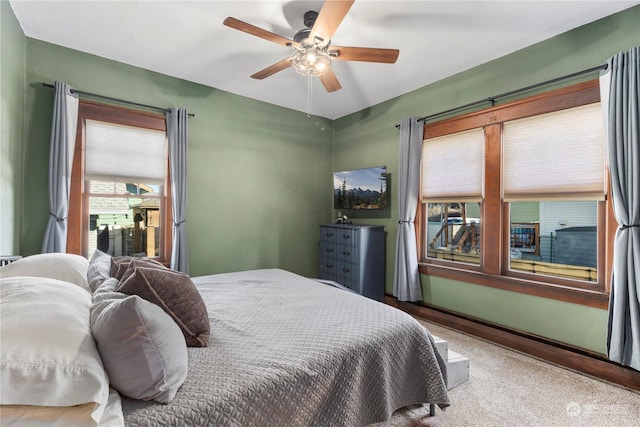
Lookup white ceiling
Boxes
[10,1,639,120]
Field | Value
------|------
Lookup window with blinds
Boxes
[422,128,484,265]
[82,117,168,260]
[502,103,605,282]
[502,103,605,201]
[85,120,167,183]
[421,128,485,203]
[418,80,612,302]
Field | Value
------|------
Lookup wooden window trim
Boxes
[423,80,601,139]
[418,79,611,309]
[68,100,172,262]
[483,123,502,276]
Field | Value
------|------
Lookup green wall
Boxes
[333,5,640,354]
[1,0,25,255]
[17,36,333,277]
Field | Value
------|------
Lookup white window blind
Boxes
[85,120,167,184]
[503,103,605,201]
[421,128,485,202]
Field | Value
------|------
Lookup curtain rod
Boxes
[395,63,607,128]
[37,82,195,118]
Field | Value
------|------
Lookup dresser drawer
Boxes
[336,228,357,246]
[321,226,357,247]
[320,227,339,242]
[320,241,339,260]
[335,245,357,263]
[319,260,357,288]
[335,261,357,286]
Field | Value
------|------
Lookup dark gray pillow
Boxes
[110,256,165,280]
[118,267,210,347]
[118,258,167,284]
[90,284,188,404]
[87,250,112,292]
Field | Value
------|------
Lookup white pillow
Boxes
[0,253,90,292]
[0,276,110,426]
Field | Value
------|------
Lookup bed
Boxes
[0,253,449,426]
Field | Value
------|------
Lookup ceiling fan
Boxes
[223,0,399,92]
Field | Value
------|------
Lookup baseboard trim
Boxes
[384,296,640,392]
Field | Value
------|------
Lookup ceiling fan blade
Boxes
[330,46,399,63]
[309,0,355,43]
[250,58,293,80]
[319,69,342,92]
[224,17,297,48]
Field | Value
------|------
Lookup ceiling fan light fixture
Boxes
[224,2,398,93]
[292,45,331,76]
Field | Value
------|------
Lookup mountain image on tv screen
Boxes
[333,166,388,210]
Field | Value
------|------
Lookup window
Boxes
[418,80,613,308]
[502,103,605,283]
[422,127,484,266]
[425,202,481,265]
[68,101,172,263]
[509,201,599,282]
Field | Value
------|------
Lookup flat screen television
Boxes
[333,166,388,210]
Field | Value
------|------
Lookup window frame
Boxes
[67,100,172,263]
[417,79,615,309]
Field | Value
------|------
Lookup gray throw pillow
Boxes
[87,250,112,292]
[90,287,188,404]
[92,277,119,302]
[118,267,210,347]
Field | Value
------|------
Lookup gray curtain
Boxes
[600,46,640,371]
[42,81,79,253]
[166,108,189,273]
[393,117,424,301]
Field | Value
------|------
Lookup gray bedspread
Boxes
[122,269,449,426]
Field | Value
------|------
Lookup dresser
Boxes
[319,224,385,301]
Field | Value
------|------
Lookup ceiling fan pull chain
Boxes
[307,75,313,118]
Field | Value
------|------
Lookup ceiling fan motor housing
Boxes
[294,11,319,44]
[303,11,318,28]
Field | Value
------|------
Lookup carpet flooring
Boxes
[375,319,640,427]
